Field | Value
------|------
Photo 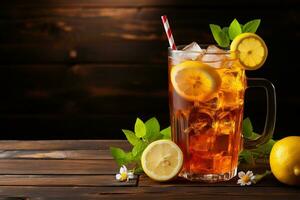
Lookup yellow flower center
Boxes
[242,175,250,183]
[120,172,128,181]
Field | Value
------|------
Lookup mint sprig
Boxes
[110,117,171,173]
[209,19,261,48]
[228,19,242,40]
[239,117,276,164]
[243,19,261,33]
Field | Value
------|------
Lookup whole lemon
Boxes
[270,136,300,186]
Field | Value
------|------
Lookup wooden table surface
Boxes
[0,140,298,200]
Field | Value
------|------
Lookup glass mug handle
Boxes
[244,78,277,149]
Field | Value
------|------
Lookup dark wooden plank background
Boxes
[0,0,299,139]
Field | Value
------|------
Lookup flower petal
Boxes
[250,175,256,180]
[128,172,135,179]
[238,171,245,178]
[246,171,253,177]
[120,165,127,174]
[116,174,121,180]
[246,181,252,185]
[237,179,242,184]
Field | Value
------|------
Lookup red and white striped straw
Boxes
[161,15,177,50]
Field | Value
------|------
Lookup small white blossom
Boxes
[115,165,134,182]
[237,170,256,186]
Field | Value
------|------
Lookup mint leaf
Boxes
[134,118,146,138]
[210,24,230,48]
[122,129,140,146]
[219,30,230,47]
[240,24,244,31]
[228,18,242,40]
[239,150,255,165]
[252,135,276,155]
[132,141,147,158]
[243,19,261,33]
[209,24,222,45]
[242,118,253,138]
[145,117,160,141]
[110,147,133,166]
[160,126,171,140]
[222,27,229,37]
[134,166,144,174]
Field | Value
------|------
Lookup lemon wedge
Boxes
[170,61,221,101]
[141,140,183,182]
[230,33,268,70]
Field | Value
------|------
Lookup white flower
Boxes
[237,170,256,186]
[115,165,134,182]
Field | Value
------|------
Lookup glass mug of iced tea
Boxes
[168,44,276,182]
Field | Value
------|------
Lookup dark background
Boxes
[0,0,299,140]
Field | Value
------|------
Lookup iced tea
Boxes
[169,45,246,182]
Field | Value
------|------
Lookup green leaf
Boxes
[132,141,148,158]
[145,117,160,141]
[242,118,253,138]
[222,27,229,37]
[240,24,244,31]
[243,19,261,33]
[209,24,222,45]
[252,136,276,155]
[218,30,230,47]
[122,129,140,146]
[110,147,133,166]
[209,24,230,48]
[134,118,146,138]
[134,166,144,174]
[160,126,171,140]
[239,150,255,165]
[228,18,242,40]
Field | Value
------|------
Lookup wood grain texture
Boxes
[0,159,119,174]
[0,175,137,186]
[0,7,295,64]
[0,140,130,150]
[0,150,112,159]
[0,186,299,200]
[2,0,296,8]
[0,140,298,199]
[0,64,168,115]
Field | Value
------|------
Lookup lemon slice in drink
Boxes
[230,33,268,70]
[170,61,221,101]
[141,140,183,182]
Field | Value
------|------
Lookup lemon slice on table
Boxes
[141,140,183,182]
[170,61,221,101]
[230,33,268,70]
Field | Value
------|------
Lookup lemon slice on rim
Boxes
[170,61,221,101]
[141,140,183,182]
[230,33,268,70]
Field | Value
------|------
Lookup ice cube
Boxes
[217,111,236,135]
[183,42,202,52]
[188,107,214,134]
[190,133,213,152]
[170,42,203,65]
[213,134,230,153]
[206,45,226,53]
[190,154,214,172]
[182,42,203,60]
[202,45,227,68]
[213,155,232,173]
[171,42,203,64]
